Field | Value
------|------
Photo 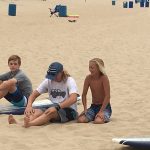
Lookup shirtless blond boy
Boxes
[77,58,112,124]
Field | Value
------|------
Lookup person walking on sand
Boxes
[0,55,32,107]
[77,58,112,124]
[8,62,79,128]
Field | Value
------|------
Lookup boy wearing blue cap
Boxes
[8,62,79,127]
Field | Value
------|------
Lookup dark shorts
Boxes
[40,104,78,123]
[4,87,27,107]
[85,103,112,123]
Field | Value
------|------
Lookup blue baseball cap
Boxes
[46,62,63,80]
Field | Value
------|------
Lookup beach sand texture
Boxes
[1,0,150,150]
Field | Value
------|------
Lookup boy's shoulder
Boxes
[85,74,93,82]
[86,74,108,81]
[86,74,91,79]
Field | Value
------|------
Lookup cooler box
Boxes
[8,4,16,16]
[59,6,67,17]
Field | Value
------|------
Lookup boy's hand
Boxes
[24,106,35,116]
[95,111,104,120]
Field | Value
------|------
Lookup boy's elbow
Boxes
[70,93,78,103]
[82,93,86,99]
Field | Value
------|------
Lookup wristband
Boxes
[55,104,61,111]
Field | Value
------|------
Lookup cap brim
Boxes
[45,74,55,80]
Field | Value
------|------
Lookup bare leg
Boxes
[27,109,44,122]
[23,112,58,128]
[8,114,17,124]
[94,113,105,124]
[0,81,16,99]
[23,116,30,128]
[77,114,89,123]
[0,90,9,99]
[94,117,105,124]
[8,109,44,126]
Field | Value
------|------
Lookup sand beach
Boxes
[1,0,150,149]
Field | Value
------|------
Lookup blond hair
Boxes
[90,58,106,75]
[62,69,71,82]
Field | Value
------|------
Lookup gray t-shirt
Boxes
[0,69,32,99]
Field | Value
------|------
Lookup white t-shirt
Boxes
[36,77,78,111]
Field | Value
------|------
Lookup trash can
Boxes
[112,0,116,5]
[145,1,149,7]
[140,0,145,7]
[123,1,128,8]
[59,6,67,17]
[55,5,61,12]
[129,1,133,8]
[8,4,16,16]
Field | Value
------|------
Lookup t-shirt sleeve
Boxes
[67,77,78,95]
[36,79,49,94]
[15,72,26,83]
[0,72,10,81]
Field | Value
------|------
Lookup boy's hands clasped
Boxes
[95,111,104,120]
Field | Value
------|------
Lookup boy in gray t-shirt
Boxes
[0,55,32,107]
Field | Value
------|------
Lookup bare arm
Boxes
[24,90,41,115]
[59,93,77,109]
[99,76,110,112]
[26,90,41,107]
[44,93,77,116]
[82,76,90,112]
[0,80,2,84]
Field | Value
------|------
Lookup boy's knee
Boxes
[94,118,105,124]
[3,81,16,91]
[77,116,88,123]
[77,117,83,123]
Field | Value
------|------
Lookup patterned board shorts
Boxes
[85,103,112,123]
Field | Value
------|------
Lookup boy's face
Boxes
[89,61,99,76]
[8,60,20,72]
[54,71,63,82]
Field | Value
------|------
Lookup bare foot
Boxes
[23,116,30,128]
[8,114,17,124]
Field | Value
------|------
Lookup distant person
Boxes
[8,62,79,128]
[49,5,61,17]
[0,55,32,107]
[77,58,112,124]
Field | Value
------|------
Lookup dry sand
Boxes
[1,0,150,150]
